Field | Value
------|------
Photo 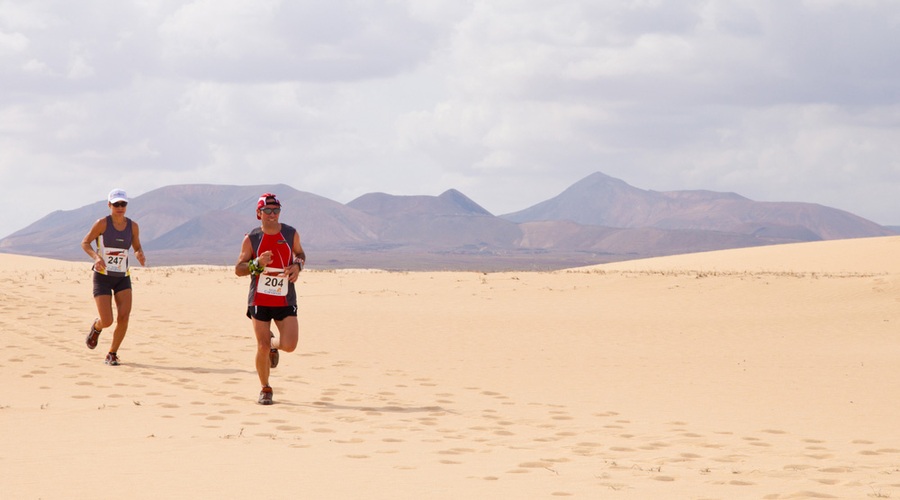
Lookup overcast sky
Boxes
[2,0,898,239]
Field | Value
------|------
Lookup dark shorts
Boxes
[93,272,132,297]
[247,305,298,322]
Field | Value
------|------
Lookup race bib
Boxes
[103,247,129,273]
[256,269,288,296]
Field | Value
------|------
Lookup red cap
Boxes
[256,193,281,219]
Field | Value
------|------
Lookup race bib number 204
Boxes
[257,271,288,296]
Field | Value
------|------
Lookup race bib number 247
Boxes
[103,247,128,273]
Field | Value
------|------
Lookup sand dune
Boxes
[1,236,898,499]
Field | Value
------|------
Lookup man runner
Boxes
[235,193,306,405]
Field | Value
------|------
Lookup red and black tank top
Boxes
[246,224,298,307]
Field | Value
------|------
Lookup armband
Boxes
[248,258,265,276]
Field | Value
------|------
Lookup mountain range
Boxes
[1,172,894,271]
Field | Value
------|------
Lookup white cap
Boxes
[108,188,128,204]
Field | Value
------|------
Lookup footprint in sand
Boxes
[572,442,603,454]
[818,467,852,473]
[334,438,365,444]
[517,461,553,470]
[437,448,476,456]
[742,436,771,447]
[435,392,454,404]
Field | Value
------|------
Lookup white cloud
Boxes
[158,0,282,59]
[0,29,28,54]
[22,58,50,75]
[66,54,95,79]
[1,0,899,239]
[155,0,440,82]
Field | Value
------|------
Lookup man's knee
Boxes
[279,337,299,352]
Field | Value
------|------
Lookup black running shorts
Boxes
[247,305,298,322]
[93,272,132,297]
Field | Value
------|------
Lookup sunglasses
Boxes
[111,202,128,208]
[260,207,281,215]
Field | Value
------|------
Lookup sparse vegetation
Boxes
[869,486,891,498]
[568,268,883,279]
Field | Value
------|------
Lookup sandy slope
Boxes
[1,236,898,499]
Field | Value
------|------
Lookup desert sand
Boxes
[1,235,898,499]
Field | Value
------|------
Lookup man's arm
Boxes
[234,235,254,277]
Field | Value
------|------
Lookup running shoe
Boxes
[258,386,273,405]
[270,348,279,368]
[269,331,279,368]
[105,352,120,366]
[86,319,101,350]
